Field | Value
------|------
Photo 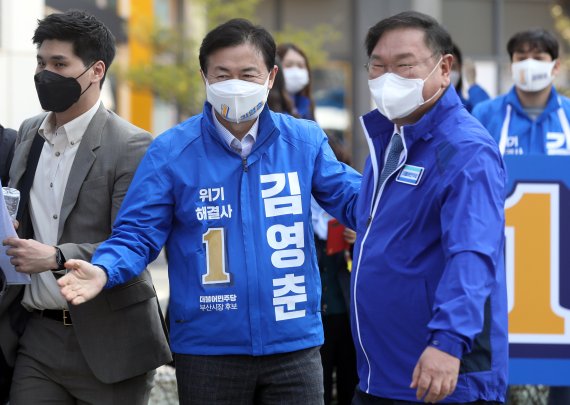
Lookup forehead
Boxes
[37,39,76,59]
[512,43,550,55]
[371,27,430,60]
[207,42,267,71]
[283,48,305,63]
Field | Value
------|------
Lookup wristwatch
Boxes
[52,247,66,271]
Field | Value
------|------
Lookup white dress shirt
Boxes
[22,100,101,310]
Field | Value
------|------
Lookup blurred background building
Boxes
[0,0,567,169]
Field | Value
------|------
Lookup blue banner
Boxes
[504,156,570,385]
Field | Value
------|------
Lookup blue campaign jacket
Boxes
[473,86,570,156]
[93,103,361,356]
[352,87,508,402]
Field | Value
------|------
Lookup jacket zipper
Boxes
[353,129,407,392]
[367,149,406,228]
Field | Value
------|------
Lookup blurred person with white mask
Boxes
[473,29,569,156]
[277,43,315,120]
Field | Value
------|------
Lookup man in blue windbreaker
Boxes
[352,11,508,404]
[473,28,570,405]
[473,29,570,156]
[55,18,361,405]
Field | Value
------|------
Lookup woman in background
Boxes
[277,43,316,120]
[266,58,297,116]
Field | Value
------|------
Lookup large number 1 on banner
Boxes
[505,183,570,343]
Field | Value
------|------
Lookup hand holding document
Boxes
[0,186,30,286]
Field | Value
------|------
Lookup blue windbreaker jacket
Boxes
[472,86,570,156]
[92,103,361,356]
[352,87,508,402]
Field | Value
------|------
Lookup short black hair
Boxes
[33,10,116,87]
[507,28,559,60]
[365,11,453,58]
[199,18,276,74]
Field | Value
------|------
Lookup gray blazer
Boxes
[0,124,16,186]
[0,104,172,384]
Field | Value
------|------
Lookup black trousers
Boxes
[175,346,324,405]
[321,313,358,405]
[0,348,12,405]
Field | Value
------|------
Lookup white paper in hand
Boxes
[0,185,30,285]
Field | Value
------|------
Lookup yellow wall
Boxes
[127,0,153,132]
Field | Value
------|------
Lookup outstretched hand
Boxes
[57,259,108,305]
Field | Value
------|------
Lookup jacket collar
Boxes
[58,103,106,239]
[361,85,463,146]
[201,101,280,161]
[505,85,561,118]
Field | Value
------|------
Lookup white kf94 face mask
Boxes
[283,67,309,94]
[511,58,556,92]
[205,76,270,123]
[368,57,443,120]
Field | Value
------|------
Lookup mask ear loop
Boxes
[263,73,271,98]
[423,56,443,83]
[420,56,445,105]
[76,62,97,96]
[549,59,557,78]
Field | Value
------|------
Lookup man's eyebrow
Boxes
[210,66,230,73]
[209,66,261,73]
[241,66,261,73]
[369,52,417,61]
[36,54,69,61]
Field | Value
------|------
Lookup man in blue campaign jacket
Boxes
[473,29,570,156]
[352,12,507,404]
[473,28,570,405]
[55,19,361,405]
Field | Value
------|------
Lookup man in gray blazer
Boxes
[0,10,171,404]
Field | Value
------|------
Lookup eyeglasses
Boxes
[364,53,439,78]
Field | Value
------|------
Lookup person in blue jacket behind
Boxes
[352,11,508,404]
[473,29,570,156]
[473,28,570,405]
[55,18,361,405]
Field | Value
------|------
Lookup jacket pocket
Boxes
[106,277,156,311]
[81,176,107,192]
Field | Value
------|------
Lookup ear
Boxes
[200,69,207,85]
[267,65,278,90]
[91,60,106,84]
[552,59,561,77]
[440,54,454,88]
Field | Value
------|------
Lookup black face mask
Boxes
[34,65,93,113]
